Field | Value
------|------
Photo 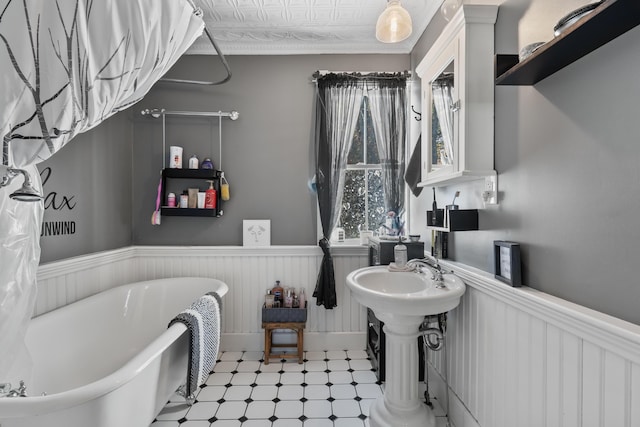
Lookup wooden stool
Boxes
[262,322,305,364]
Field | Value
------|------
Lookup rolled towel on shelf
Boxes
[169,291,222,398]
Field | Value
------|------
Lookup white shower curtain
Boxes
[0,0,205,379]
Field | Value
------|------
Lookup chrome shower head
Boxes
[1,168,43,202]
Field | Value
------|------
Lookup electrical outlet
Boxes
[482,175,498,205]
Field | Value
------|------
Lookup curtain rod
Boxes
[141,108,239,120]
[311,70,412,83]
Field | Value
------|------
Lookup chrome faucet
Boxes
[0,380,27,397]
[407,256,447,289]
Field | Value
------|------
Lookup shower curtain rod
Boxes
[141,108,240,120]
[159,1,232,85]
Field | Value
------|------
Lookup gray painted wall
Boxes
[410,0,640,325]
[38,113,133,264]
[131,54,410,246]
[35,0,640,326]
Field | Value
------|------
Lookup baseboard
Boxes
[221,332,367,352]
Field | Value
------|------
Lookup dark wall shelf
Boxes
[161,168,222,217]
[495,0,640,85]
[427,209,479,232]
[163,168,218,180]
[161,207,218,217]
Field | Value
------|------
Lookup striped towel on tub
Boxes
[169,291,222,397]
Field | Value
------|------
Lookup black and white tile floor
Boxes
[151,350,448,427]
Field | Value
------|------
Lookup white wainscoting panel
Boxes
[36,245,370,351]
[427,261,640,427]
[36,247,137,316]
[37,246,640,426]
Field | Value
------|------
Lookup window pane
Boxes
[340,170,365,239]
[336,98,384,241]
[367,169,385,232]
[347,103,365,165]
[364,98,380,164]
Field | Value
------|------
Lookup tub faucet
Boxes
[0,380,27,397]
[407,257,447,289]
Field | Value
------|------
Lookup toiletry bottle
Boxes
[284,288,293,308]
[298,287,306,309]
[205,181,217,209]
[394,238,408,267]
[201,158,214,169]
[265,293,275,308]
[167,192,176,208]
[431,187,438,225]
[293,293,300,308]
[189,155,199,169]
[180,191,189,208]
[272,280,284,305]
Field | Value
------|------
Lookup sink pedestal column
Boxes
[369,313,435,427]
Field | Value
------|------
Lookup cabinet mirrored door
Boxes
[423,38,459,182]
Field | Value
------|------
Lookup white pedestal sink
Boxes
[346,266,465,427]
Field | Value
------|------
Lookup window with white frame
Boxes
[337,96,386,240]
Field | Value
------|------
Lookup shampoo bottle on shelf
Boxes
[205,180,217,209]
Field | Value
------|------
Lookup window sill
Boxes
[329,239,369,257]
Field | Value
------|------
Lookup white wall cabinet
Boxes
[417,5,498,188]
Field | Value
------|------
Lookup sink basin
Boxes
[346,266,465,317]
[346,265,466,427]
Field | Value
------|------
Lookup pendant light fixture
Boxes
[376,0,413,43]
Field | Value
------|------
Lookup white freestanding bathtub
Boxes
[0,277,228,427]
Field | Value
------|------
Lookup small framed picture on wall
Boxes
[494,240,522,287]
[243,220,271,247]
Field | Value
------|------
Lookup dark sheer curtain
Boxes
[367,75,409,223]
[312,72,408,309]
[313,73,364,309]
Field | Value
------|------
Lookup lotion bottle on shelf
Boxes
[205,180,217,209]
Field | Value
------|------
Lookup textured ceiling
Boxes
[188,0,444,55]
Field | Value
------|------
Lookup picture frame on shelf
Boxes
[494,240,522,287]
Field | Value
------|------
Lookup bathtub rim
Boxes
[0,276,228,418]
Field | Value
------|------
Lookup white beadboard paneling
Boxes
[36,245,369,347]
[426,260,640,427]
[632,363,640,427]
[582,341,604,427]
[545,324,562,427]
[528,316,546,427]
[37,248,640,427]
[602,351,628,427]
[561,331,583,427]
[36,248,136,315]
